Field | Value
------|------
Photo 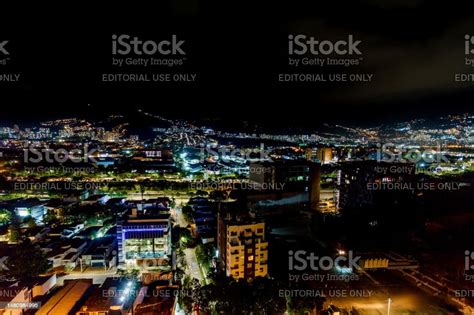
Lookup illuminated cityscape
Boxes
[0,110,471,314]
[2,2,474,313]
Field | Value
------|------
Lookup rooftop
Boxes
[79,278,137,312]
[36,280,92,315]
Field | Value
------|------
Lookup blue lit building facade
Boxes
[117,212,171,265]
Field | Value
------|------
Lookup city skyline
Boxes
[1,2,474,314]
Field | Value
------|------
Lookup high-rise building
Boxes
[117,207,171,266]
[305,147,313,161]
[249,160,321,210]
[336,160,416,210]
[318,147,333,164]
[217,210,268,280]
[305,147,333,164]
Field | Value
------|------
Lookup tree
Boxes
[187,276,288,314]
[4,240,49,280]
[195,243,213,275]
[209,190,227,201]
[26,217,37,229]
[135,179,150,202]
[180,276,196,314]
[117,266,140,280]
[286,279,326,314]
[8,214,20,243]
[178,227,195,248]
[181,205,193,223]
[43,209,58,225]
[174,267,186,283]
[195,190,208,197]
[0,209,11,225]
[288,294,326,314]
[251,277,288,314]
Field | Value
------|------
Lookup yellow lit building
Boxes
[218,215,268,280]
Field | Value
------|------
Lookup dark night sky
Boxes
[1,1,474,129]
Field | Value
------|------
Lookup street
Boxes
[173,200,208,285]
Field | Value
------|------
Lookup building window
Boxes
[247,263,252,268]
[248,255,254,261]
